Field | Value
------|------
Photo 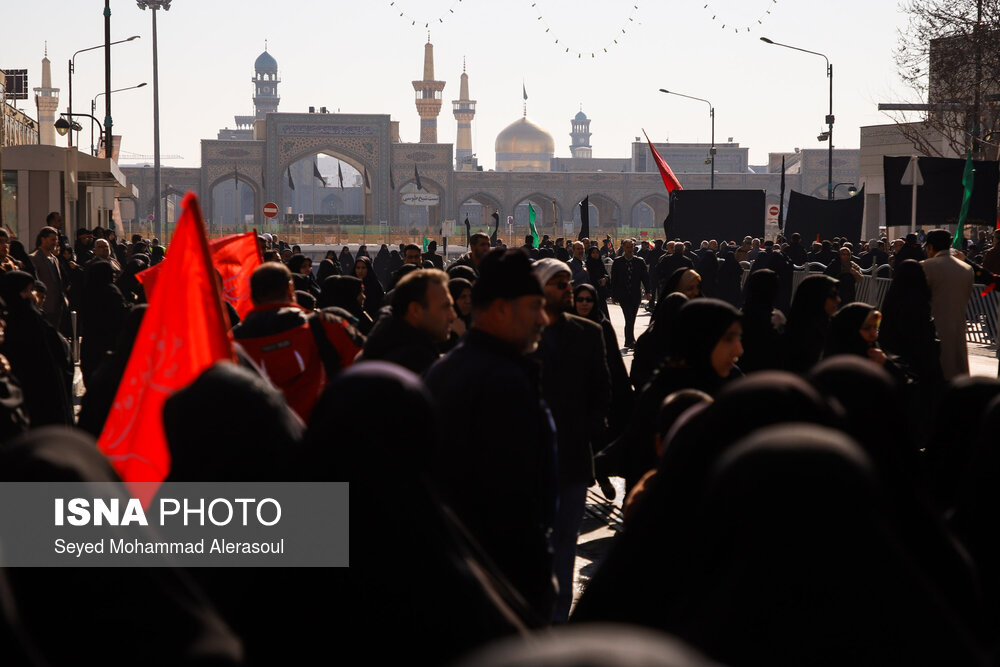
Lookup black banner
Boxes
[884,156,998,230]
[664,189,765,242]
[785,186,865,242]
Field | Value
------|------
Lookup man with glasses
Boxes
[531,257,611,622]
[611,239,650,348]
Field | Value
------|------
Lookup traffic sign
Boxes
[263,202,279,218]
[768,205,780,217]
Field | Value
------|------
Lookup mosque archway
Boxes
[396,177,445,236]
[208,174,259,236]
[282,150,368,241]
[572,193,621,237]
[513,193,563,246]
[630,194,670,237]
[458,193,502,239]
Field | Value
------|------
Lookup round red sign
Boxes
[768,205,779,216]
[263,202,279,218]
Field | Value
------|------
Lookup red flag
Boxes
[98,192,234,503]
[138,231,262,319]
[643,129,682,193]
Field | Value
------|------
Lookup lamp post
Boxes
[56,113,103,151]
[91,83,146,155]
[68,35,140,148]
[833,182,858,197]
[761,37,834,200]
[137,0,171,240]
[659,88,715,189]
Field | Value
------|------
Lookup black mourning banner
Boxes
[884,156,999,230]
[664,189,765,242]
[785,186,866,242]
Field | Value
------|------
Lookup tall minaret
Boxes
[452,58,476,169]
[253,43,280,120]
[412,36,445,143]
[570,107,592,158]
[34,47,60,146]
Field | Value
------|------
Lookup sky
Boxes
[4,0,916,169]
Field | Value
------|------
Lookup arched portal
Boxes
[458,192,502,240]
[630,194,670,237]
[283,151,367,241]
[396,177,445,236]
[573,193,621,236]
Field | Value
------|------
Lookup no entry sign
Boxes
[263,202,279,218]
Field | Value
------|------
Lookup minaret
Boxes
[452,58,476,169]
[34,47,60,146]
[570,107,592,158]
[253,43,280,120]
[412,36,445,143]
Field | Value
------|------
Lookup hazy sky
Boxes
[5,0,915,169]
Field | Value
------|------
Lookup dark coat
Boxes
[356,312,440,375]
[424,329,558,620]
[611,255,649,303]
[529,313,611,485]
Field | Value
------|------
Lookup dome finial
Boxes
[44,41,47,57]
[264,38,267,52]
[463,56,466,73]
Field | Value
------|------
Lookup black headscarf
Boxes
[318,275,363,315]
[449,277,474,325]
[316,258,341,282]
[785,274,838,373]
[303,362,531,659]
[8,242,32,277]
[286,253,311,276]
[164,361,303,482]
[825,302,875,358]
[631,292,688,391]
[574,372,836,629]
[0,427,243,666]
[351,255,384,315]
[675,424,986,666]
[572,283,604,324]
[668,298,741,373]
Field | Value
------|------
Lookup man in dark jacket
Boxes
[357,269,454,374]
[422,240,444,270]
[450,232,492,277]
[895,233,926,265]
[530,258,611,621]
[644,239,666,311]
[425,248,557,623]
[783,232,808,266]
[612,239,650,348]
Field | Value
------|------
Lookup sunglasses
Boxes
[576,297,594,303]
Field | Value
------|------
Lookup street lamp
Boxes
[68,35,139,148]
[660,88,715,189]
[56,113,103,152]
[138,0,171,239]
[92,83,147,155]
[834,182,858,197]
[761,37,835,200]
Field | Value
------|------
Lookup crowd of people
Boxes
[0,214,999,665]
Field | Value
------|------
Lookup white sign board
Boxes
[402,192,440,206]
[766,205,779,225]
[900,156,924,186]
[563,221,574,236]
[441,221,455,236]
[298,213,304,223]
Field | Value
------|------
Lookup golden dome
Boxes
[495,117,555,156]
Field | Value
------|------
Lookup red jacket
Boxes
[233,303,362,421]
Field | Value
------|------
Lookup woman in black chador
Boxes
[0,271,73,426]
[784,274,839,374]
[79,260,130,386]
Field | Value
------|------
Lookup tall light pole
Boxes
[660,88,715,189]
[761,37,835,200]
[68,35,140,148]
[138,0,171,239]
[92,83,146,155]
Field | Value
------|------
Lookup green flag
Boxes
[954,152,975,251]
[528,203,539,248]
[422,236,429,252]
